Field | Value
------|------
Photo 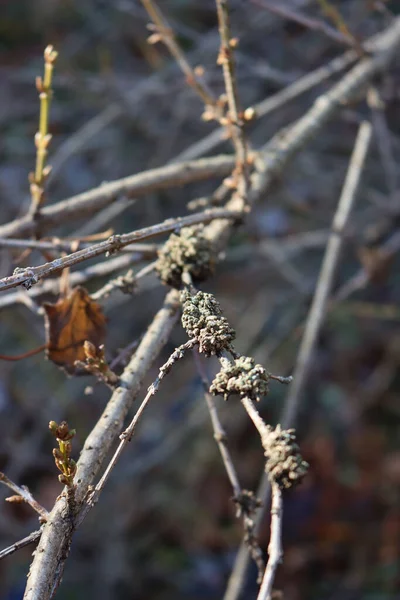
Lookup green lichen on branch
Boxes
[181,290,235,356]
[262,425,308,490]
[210,356,270,401]
[155,225,216,288]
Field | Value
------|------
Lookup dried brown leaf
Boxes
[43,286,106,374]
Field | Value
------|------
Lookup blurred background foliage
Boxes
[1,1,400,599]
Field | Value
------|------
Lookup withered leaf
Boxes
[43,286,106,374]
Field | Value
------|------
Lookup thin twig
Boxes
[256,484,283,600]
[0,155,235,239]
[0,207,240,292]
[0,529,43,561]
[334,228,400,302]
[85,338,198,511]
[194,352,241,495]
[249,17,400,206]
[175,24,390,164]
[0,252,156,311]
[239,397,285,599]
[0,472,49,520]
[141,0,216,107]
[91,261,157,301]
[251,0,355,48]
[0,237,157,253]
[316,0,361,52]
[367,86,398,197]
[281,120,372,428]
[194,349,265,581]
[29,45,57,215]
[224,23,400,594]
[215,0,250,203]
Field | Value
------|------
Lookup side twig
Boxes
[29,45,57,217]
[251,0,355,48]
[0,472,49,520]
[141,0,216,107]
[84,338,198,510]
[0,529,43,561]
[215,0,250,203]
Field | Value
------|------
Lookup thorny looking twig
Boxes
[0,232,141,253]
[175,22,390,164]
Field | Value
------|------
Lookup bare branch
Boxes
[194,352,241,496]
[19,16,400,600]
[251,0,355,48]
[0,207,240,292]
[367,86,398,197]
[256,484,283,600]
[0,251,156,311]
[85,338,197,510]
[0,155,235,239]
[241,396,269,439]
[0,529,42,561]
[281,120,372,428]
[215,0,250,202]
[225,18,400,597]
[141,0,216,107]
[24,289,180,600]
[90,260,157,301]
